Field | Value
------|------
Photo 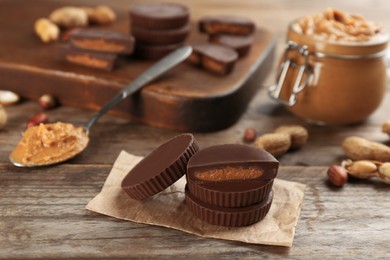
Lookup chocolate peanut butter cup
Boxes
[185,187,273,227]
[130,3,189,30]
[121,134,199,200]
[69,28,135,54]
[186,144,278,207]
[135,43,184,60]
[199,15,255,36]
[131,24,190,45]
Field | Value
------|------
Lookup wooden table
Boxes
[2,0,390,258]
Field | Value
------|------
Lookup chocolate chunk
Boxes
[121,134,199,200]
[199,15,255,36]
[210,34,253,57]
[186,187,273,227]
[60,45,117,71]
[131,24,190,45]
[130,3,189,30]
[187,144,279,182]
[135,42,183,60]
[187,43,238,75]
[69,28,135,54]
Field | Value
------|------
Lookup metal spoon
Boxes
[10,46,193,167]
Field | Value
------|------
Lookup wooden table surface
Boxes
[2,0,390,259]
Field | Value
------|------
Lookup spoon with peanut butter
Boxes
[9,46,193,167]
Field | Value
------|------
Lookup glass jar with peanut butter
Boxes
[269,8,389,124]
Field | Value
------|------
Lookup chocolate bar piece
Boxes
[186,187,273,227]
[210,34,253,57]
[69,28,135,54]
[199,15,255,36]
[131,24,190,45]
[187,43,238,75]
[121,134,199,200]
[60,45,117,71]
[186,144,278,207]
[135,42,183,60]
[130,3,189,30]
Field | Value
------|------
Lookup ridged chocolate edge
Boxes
[185,187,273,227]
[131,24,190,45]
[187,179,273,208]
[123,135,199,200]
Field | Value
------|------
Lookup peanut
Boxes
[39,94,57,110]
[274,125,308,149]
[34,18,60,43]
[26,113,49,128]
[82,5,116,24]
[49,7,88,28]
[0,105,7,129]
[0,90,20,106]
[343,159,378,179]
[383,121,390,138]
[341,136,390,162]
[327,164,348,187]
[255,133,291,157]
[243,127,257,143]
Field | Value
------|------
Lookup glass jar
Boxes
[269,22,389,125]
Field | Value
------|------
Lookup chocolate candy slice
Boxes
[131,24,190,45]
[135,42,183,60]
[130,3,189,30]
[186,187,273,227]
[121,134,199,200]
[210,34,253,57]
[187,43,238,75]
[60,45,117,71]
[69,28,135,54]
[199,15,255,36]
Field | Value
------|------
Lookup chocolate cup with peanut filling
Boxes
[209,34,254,57]
[69,28,135,55]
[131,24,190,45]
[187,43,238,75]
[186,144,279,207]
[135,42,184,60]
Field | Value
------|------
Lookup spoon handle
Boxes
[85,45,193,133]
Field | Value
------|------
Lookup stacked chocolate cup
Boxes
[129,3,190,60]
[185,144,278,227]
[121,135,279,227]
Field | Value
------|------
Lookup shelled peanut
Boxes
[0,105,7,129]
[252,124,308,157]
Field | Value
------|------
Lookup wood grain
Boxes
[1,0,390,259]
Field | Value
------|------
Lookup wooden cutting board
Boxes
[0,0,275,132]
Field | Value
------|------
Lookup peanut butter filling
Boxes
[293,8,382,42]
[72,39,125,52]
[67,54,108,68]
[202,57,225,73]
[10,122,89,166]
[194,166,263,181]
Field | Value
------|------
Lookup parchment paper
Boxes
[86,151,305,247]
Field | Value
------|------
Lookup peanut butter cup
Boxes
[209,34,253,57]
[199,15,255,36]
[121,134,199,200]
[131,24,190,45]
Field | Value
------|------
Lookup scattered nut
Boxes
[343,159,378,179]
[0,90,20,106]
[243,127,257,143]
[49,7,88,28]
[341,136,390,162]
[34,18,60,43]
[383,121,390,138]
[82,5,116,24]
[327,164,348,187]
[0,105,7,129]
[274,125,308,149]
[255,133,291,157]
[39,94,57,110]
[27,113,49,128]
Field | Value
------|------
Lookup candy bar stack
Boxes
[62,28,135,71]
[129,3,190,59]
